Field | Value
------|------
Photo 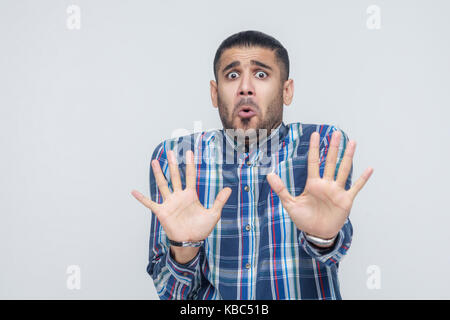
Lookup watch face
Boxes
[186,241,203,247]
[169,239,204,247]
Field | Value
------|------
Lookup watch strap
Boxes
[169,239,204,247]
[304,233,337,246]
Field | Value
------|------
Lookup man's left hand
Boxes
[267,130,374,240]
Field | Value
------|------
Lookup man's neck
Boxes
[243,121,283,153]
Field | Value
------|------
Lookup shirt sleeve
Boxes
[298,125,354,267]
[146,140,203,300]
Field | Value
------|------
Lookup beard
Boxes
[217,87,284,151]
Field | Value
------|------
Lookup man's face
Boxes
[211,46,293,138]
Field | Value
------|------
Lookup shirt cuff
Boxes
[165,248,201,286]
[298,229,345,266]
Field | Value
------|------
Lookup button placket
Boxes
[240,158,254,275]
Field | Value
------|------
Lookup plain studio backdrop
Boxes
[1,0,449,299]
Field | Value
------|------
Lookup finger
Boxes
[151,159,171,200]
[167,150,182,191]
[266,173,295,205]
[348,167,374,200]
[131,189,161,215]
[185,150,196,189]
[323,130,341,181]
[336,140,356,188]
[211,187,232,215]
[307,132,320,179]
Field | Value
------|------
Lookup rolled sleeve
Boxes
[165,248,201,286]
[298,219,352,267]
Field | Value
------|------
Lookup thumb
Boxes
[266,173,294,205]
[131,189,161,215]
[211,187,232,216]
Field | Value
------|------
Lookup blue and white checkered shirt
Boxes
[147,121,353,300]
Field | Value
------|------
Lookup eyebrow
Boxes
[221,60,273,75]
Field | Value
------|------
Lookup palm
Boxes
[132,149,231,242]
[283,177,354,239]
[158,188,222,242]
[267,130,373,240]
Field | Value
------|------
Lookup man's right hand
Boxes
[131,149,232,263]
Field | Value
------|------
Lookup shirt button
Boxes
[245,263,251,269]
[245,224,251,231]
[243,185,249,192]
[246,161,252,166]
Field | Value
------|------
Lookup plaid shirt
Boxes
[147,121,353,300]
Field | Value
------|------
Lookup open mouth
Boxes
[238,106,257,119]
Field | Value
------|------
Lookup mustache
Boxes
[234,98,260,113]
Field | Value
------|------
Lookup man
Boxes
[131,30,373,300]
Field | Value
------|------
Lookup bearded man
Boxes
[132,30,373,300]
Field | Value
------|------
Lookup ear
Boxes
[282,79,294,106]
[210,80,218,108]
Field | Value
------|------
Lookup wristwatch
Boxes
[304,232,337,247]
[169,239,204,247]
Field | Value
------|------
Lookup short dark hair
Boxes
[213,30,290,84]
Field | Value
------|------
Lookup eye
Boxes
[255,71,268,79]
[227,71,239,80]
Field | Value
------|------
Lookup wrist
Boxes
[304,232,337,248]
[170,246,200,265]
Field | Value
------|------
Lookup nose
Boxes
[238,71,255,97]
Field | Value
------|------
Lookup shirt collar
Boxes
[221,121,289,164]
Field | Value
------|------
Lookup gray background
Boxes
[1,0,449,299]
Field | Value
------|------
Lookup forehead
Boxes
[219,46,278,70]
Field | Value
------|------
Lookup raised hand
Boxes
[266,130,373,240]
[131,149,232,243]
